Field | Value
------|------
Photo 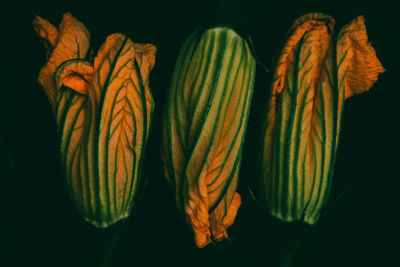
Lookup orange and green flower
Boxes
[33,13,156,227]
[162,27,256,247]
[258,13,385,224]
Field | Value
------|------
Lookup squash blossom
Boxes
[258,13,384,224]
[162,27,256,247]
[33,13,156,227]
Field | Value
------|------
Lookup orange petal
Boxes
[61,75,88,95]
[133,43,157,78]
[35,12,90,109]
[337,16,385,99]
[187,204,212,248]
[210,192,241,241]
[33,15,59,51]
[273,13,334,94]
[55,60,94,95]
[94,33,126,71]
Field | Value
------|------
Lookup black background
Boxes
[1,0,399,266]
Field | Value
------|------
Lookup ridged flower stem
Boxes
[277,238,302,267]
[93,220,127,267]
[270,219,311,267]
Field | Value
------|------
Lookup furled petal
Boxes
[32,15,58,50]
[337,15,385,99]
[55,59,94,95]
[162,27,255,247]
[272,13,334,94]
[33,12,90,109]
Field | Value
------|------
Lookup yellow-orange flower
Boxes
[258,13,384,224]
[33,13,156,227]
[162,27,256,247]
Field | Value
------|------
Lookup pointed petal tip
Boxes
[194,230,212,248]
[61,11,74,21]
[338,15,386,99]
[133,43,157,55]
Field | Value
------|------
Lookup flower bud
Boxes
[258,13,384,224]
[162,27,256,247]
[33,13,156,227]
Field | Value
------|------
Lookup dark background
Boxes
[1,0,399,266]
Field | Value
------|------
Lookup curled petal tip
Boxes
[33,15,59,50]
[337,15,385,99]
[193,227,212,248]
[291,12,335,32]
